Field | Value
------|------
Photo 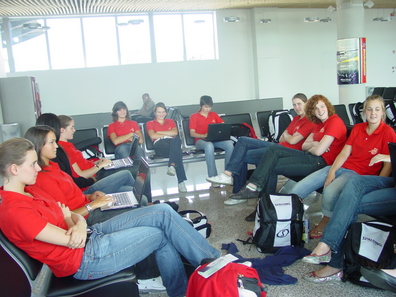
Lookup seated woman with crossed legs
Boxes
[0,137,220,297]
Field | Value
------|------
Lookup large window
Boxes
[1,12,218,72]
[46,18,84,69]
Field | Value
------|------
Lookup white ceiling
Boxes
[0,0,395,17]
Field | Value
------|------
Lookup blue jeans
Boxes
[74,204,221,297]
[83,170,134,195]
[225,137,274,193]
[320,175,396,269]
[195,139,234,177]
[291,166,358,217]
[115,142,144,160]
[249,144,327,194]
[154,136,187,183]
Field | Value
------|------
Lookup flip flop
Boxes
[309,228,324,239]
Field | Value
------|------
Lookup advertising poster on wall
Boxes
[336,37,366,85]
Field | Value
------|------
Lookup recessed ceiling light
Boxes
[373,16,391,22]
[223,16,240,23]
[304,17,319,23]
[320,17,332,22]
[260,19,271,24]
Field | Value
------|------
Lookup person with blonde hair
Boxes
[231,95,347,201]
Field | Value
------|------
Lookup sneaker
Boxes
[230,185,259,200]
[224,198,247,205]
[137,276,166,293]
[178,182,187,193]
[206,173,233,185]
[167,166,176,176]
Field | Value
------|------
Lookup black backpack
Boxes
[252,193,304,253]
[344,221,396,288]
[267,110,293,143]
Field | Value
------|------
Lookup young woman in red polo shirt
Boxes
[0,138,220,297]
[292,94,396,240]
[189,95,234,185]
[146,102,187,193]
[107,101,144,159]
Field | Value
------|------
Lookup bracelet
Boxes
[85,203,93,213]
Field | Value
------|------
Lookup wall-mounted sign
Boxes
[336,37,366,85]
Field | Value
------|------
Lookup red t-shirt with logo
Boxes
[107,120,140,146]
[343,121,396,175]
[280,115,316,151]
[189,111,224,143]
[311,114,347,165]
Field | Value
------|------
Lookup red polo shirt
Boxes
[107,120,140,146]
[312,114,347,165]
[189,111,224,143]
[343,121,396,175]
[0,186,84,277]
[280,115,316,151]
[59,141,94,178]
[34,162,90,211]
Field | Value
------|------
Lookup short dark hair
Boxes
[200,95,213,107]
[36,113,61,141]
[111,101,131,122]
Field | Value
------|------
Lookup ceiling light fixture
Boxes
[320,17,332,22]
[128,19,144,25]
[223,16,240,23]
[260,18,271,24]
[373,16,391,22]
[304,17,319,23]
[364,0,374,8]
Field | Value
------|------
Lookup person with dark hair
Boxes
[0,137,220,297]
[231,95,347,202]
[108,101,144,159]
[146,102,187,192]
[206,93,315,205]
[36,113,95,190]
[137,93,155,117]
[189,95,234,185]
[292,95,395,238]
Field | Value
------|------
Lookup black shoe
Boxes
[360,267,396,293]
[245,210,256,222]
[230,185,259,200]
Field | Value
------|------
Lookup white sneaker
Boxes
[224,198,247,205]
[178,182,187,193]
[137,276,166,293]
[206,173,233,185]
[167,166,176,176]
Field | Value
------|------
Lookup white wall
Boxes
[5,8,395,115]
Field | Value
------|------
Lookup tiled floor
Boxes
[145,159,395,297]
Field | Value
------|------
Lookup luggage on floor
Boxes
[252,193,304,253]
[186,261,267,297]
[344,220,396,288]
[179,210,212,238]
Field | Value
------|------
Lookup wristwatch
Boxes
[85,203,93,213]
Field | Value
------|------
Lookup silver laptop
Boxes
[104,134,139,170]
[205,123,232,142]
[101,158,149,211]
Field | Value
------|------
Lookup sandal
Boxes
[309,227,324,239]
